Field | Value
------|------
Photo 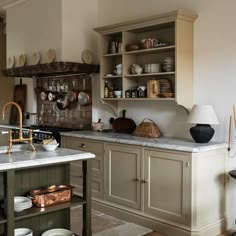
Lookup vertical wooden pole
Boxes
[4,169,15,236]
[82,159,92,236]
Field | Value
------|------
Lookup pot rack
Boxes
[1,61,100,78]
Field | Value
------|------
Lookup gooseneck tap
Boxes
[2,101,36,154]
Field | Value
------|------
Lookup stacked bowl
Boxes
[162,57,174,72]
[14,196,33,212]
[15,228,33,236]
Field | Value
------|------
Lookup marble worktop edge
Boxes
[60,131,227,153]
[0,144,95,171]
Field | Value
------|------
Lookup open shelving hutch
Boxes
[94,10,197,114]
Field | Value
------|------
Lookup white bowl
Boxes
[114,90,122,98]
[15,228,33,236]
[42,228,74,236]
[42,143,59,151]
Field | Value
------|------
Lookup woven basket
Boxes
[133,118,162,138]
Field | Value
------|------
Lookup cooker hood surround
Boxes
[1,61,100,78]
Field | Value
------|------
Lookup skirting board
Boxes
[92,200,226,236]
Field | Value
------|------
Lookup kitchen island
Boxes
[61,131,228,236]
[0,144,95,236]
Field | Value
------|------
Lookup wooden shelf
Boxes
[14,196,85,221]
[102,98,175,101]
[103,75,122,79]
[1,62,100,78]
[124,45,175,55]
[103,53,122,57]
[125,72,175,78]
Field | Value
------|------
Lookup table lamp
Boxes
[187,105,219,143]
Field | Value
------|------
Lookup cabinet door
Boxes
[144,149,190,224]
[71,165,104,199]
[105,144,141,210]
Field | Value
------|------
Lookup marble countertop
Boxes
[60,130,227,153]
[0,144,95,171]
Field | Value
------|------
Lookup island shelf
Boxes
[0,146,94,236]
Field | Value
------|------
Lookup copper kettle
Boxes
[147,80,160,98]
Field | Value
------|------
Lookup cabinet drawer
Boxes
[64,137,104,154]
[71,171,104,199]
[71,153,104,177]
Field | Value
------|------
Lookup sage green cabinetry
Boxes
[105,144,141,210]
[62,135,227,236]
[61,137,104,199]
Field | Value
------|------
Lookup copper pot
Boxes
[67,90,79,102]
[48,92,58,101]
[56,94,70,110]
[78,91,92,106]
[40,91,48,101]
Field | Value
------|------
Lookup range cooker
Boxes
[13,125,81,144]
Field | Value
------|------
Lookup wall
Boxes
[0,19,15,145]
[62,0,99,63]
[3,0,236,230]
[96,0,236,229]
[5,0,62,124]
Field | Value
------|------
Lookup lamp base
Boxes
[190,124,215,143]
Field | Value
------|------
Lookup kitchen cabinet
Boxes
[105,143,141,210]
[61,132,227,236]
[61,137,104,199]
[143,149,189,224]
[94,10,197,113]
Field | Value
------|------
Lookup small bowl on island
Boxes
[42,139,59,151]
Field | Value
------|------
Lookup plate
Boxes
[47,49,56,63]
[31,51,41,65]
[42,228,74,236]
[18,54,27,66]
[7,56,15,68]
[81,49,93,64]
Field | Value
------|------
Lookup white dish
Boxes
[31,51,41,65]
[42,143,59,151]
[81,49,93,64]
[15,228,33,236]
[46,49,56,63]
[18,54,27,67]
[42,228,74,236]
[7,56,15,68]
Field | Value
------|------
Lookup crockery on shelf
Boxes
[7,56,15,68]
[31,51,41,65]
[15,228,33,236]
[18,54,27,67]
[46,49,56,63]
[42,228,74,236]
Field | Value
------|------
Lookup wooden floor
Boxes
[143,231,234,236]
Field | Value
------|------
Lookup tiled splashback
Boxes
[36,74,92,129]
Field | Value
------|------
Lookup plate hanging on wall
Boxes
[18,54,27,67]
[31,51,41,65]
[7,56,15,68]
[46,49,56,63]
[81,49,93,64]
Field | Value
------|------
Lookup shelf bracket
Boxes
[100,99,118,116]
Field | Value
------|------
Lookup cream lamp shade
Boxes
[187,105,219,125]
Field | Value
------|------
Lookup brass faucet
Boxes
[2,101,36,154]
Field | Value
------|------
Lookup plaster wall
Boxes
[96,0,236,229]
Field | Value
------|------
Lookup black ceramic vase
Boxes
[190,124,215,143]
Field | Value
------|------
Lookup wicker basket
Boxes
[133,118,162,138]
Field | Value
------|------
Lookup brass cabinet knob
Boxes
[134,177,141,182]
[142,179,148,183]
[80,143,86,148]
